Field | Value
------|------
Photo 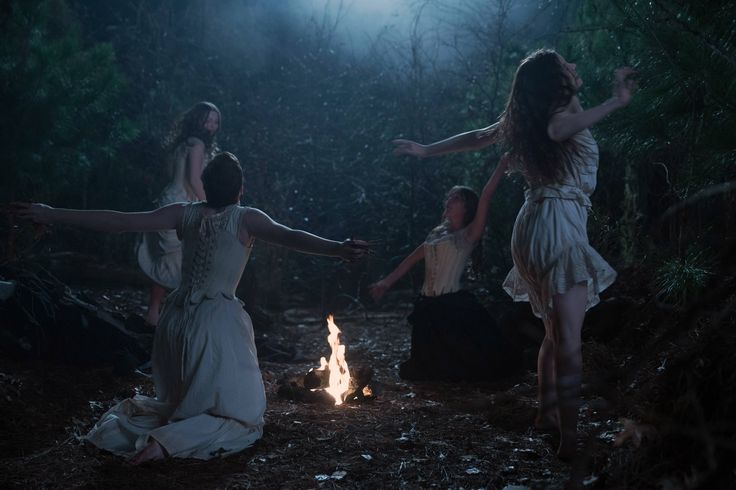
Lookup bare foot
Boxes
[534,410,560,432]
[556,431,577,462]
[130,440,167,465]
[143,310,159,328]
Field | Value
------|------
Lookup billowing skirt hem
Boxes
[502,241,616,319]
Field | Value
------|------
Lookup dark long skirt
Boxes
[400,290,522,382]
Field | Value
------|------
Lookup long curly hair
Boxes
[163,101,221,157]
[498,49,580,185]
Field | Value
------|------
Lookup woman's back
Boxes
[163,137,206,203]
[172,203,252,305]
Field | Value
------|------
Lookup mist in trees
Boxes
[2,0,734,310]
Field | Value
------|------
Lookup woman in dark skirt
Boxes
[369,155,521,382]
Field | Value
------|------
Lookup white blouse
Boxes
[421,226,475,297]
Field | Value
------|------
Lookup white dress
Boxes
[136,138,206,289]
[502,129,616,319]
[87,203,266,460]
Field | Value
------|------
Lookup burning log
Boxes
[277,365,375,405]
[303,366,330,390]
[303,365,373,397]
[342,365,375,404]
[277,315,376,405]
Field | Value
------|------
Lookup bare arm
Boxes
[464,155,510,244]
[368,244,425,302]
[242,207,367,261]
[393,123,500,159]
[10,202,186,232]
[547,67,637,142]
[187,140,207,201]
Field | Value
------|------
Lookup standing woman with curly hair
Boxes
[392,49,636,459]
[137,101,221,326]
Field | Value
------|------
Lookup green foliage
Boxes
[0,0,137,205]
[5,0,735,303]
[653,248,713,307]
[560,0,736,261]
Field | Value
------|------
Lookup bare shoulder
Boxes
[186,136,205,148]
[241,206,268,221]
[240,206,274,228]
[547,102,578,142]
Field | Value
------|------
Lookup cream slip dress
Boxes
[88,203,266,459]
[503,129,617,319]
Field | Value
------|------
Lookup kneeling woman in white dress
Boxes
[12,152,367,464]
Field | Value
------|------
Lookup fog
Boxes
[194,0,574,70]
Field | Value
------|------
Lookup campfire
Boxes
[278,315,375,405]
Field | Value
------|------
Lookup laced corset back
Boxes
[172,203,253,305]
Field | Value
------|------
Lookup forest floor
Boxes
[0,264,733,489]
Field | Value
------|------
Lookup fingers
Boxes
[367,284,384,302]
[612,66,638,106]
[5,201,31,213]
[392,138,421,157]
[341,241,370,262]
[345,238,370,249]
[5,202,33,219]
[614,66,637,82]
[392,139,409,152]
[6,202,52,224]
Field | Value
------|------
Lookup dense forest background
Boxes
[2,1,736,488]
[2,0,735,308]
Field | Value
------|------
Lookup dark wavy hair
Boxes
[201,152,243,208]
[498,49,579,185]
[163,101,221,157]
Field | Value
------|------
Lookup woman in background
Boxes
[137,101,221,326]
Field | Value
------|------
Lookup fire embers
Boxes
[277,315,376,405]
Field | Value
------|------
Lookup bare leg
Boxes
[535,317,558,430]
[551,282,587,460]
[144,282,168,326]
[130,439,167,465]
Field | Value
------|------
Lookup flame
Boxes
[316,315,351,405]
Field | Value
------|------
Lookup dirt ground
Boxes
[0,268,731,489]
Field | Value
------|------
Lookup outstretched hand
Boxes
[612,66,637,108]
[6,202,54,224]
[367,280,390,302]
[392,139,427,158]
[339,239,371,262]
